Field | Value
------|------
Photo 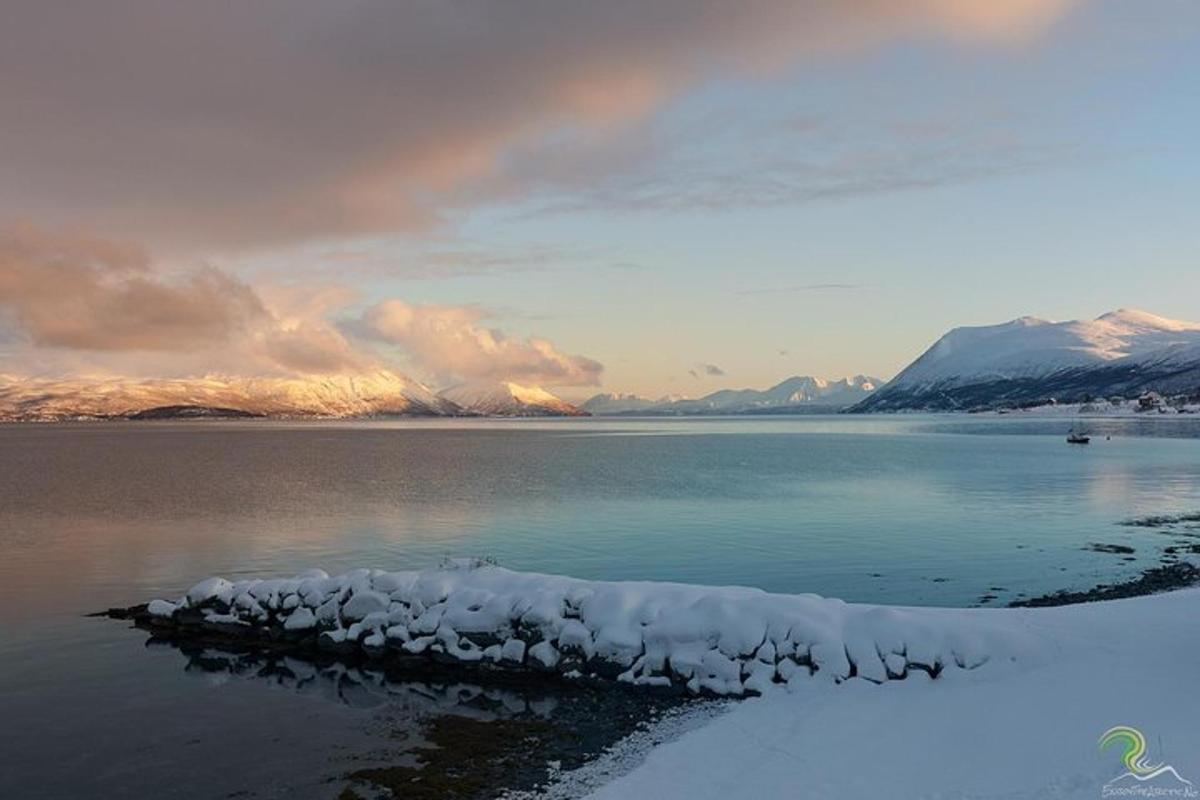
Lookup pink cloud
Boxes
[355,300,603,387]
[0,1,1078,251]
[0,225,602,386]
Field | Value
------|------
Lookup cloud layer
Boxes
[0,225,265,352]
[354,300,603,387]
[0,226,598,386]
[0,1,1076,250]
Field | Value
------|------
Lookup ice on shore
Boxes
[153,562,1038,696]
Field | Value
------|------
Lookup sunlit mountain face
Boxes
[855,310,1200,411]
[0,371,460,420]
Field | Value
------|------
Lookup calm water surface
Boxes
[3,415,1199,798]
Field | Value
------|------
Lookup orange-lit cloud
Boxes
[0,1,1079,251]
[354,300,604,387]
[0,225,267,352]
[0,225,600,386]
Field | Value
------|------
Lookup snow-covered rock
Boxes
[146,563,1038,697]
[856,309,1200,412]
[147,599,178,618]
[439,381,587,417]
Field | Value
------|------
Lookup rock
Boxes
[284,607,316,631]
[341,591,390,622]
[557,619,595,659]
[147,599,177,618]
[186,577,234,608]
[501,638,526,664]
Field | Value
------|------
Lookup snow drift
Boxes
[145,562,1035,696]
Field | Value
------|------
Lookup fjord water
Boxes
[3,415,1200,798]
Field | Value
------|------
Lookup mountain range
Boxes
[0,371,461,420]
[439,381,587,417]
[0,372,596,420]
[7,308,1198,420]
[853,308,1200,412]
[582,375,880,415]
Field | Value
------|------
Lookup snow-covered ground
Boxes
[152,564,1200,799]
[578,589,1200,800]
[989,400,1200,417]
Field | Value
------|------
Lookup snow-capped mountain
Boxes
[439,381,587,417]
[0,370,461,420]
[853,309,1200,412]
[583,375,879,415]
[580,392,673,415]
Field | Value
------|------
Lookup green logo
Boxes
[1099,726,1195,797]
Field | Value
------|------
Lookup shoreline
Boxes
[98,553,1200,799]
[1009,561,1200,607]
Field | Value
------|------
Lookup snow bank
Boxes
[579,587,1200,800]
[147,561,1037,696]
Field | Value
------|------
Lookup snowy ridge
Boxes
[147,563,1033,697]
[578,393,665,415]
[583,375,880,415]
[0,370,460,420]
[439,381,587,416]
[856,308,1200,411]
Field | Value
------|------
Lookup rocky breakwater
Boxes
[125,561,1031,697]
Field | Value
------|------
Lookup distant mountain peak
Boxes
[439,380,587,417]
[1096,308,1199,332]
[583,374,880,416]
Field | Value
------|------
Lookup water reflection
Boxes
[152,635,562,718]
[135,631,682,800]
[3,418,1199,798]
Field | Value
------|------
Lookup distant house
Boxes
[1138,392,1162,410]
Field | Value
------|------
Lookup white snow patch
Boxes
[582,588,1200,800]
[147,599,177,618]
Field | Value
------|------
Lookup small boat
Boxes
[1066,427,1090,444]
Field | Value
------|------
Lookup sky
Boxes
[1,0,1198,399]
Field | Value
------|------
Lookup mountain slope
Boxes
[0,370,461,420]
[854,309,1200,412]
[439,381,587,417]
[584,376,879,415]
[580,392,663,415]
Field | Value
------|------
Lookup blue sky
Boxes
[243,0,1200,396]
[3,1,1199,396]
